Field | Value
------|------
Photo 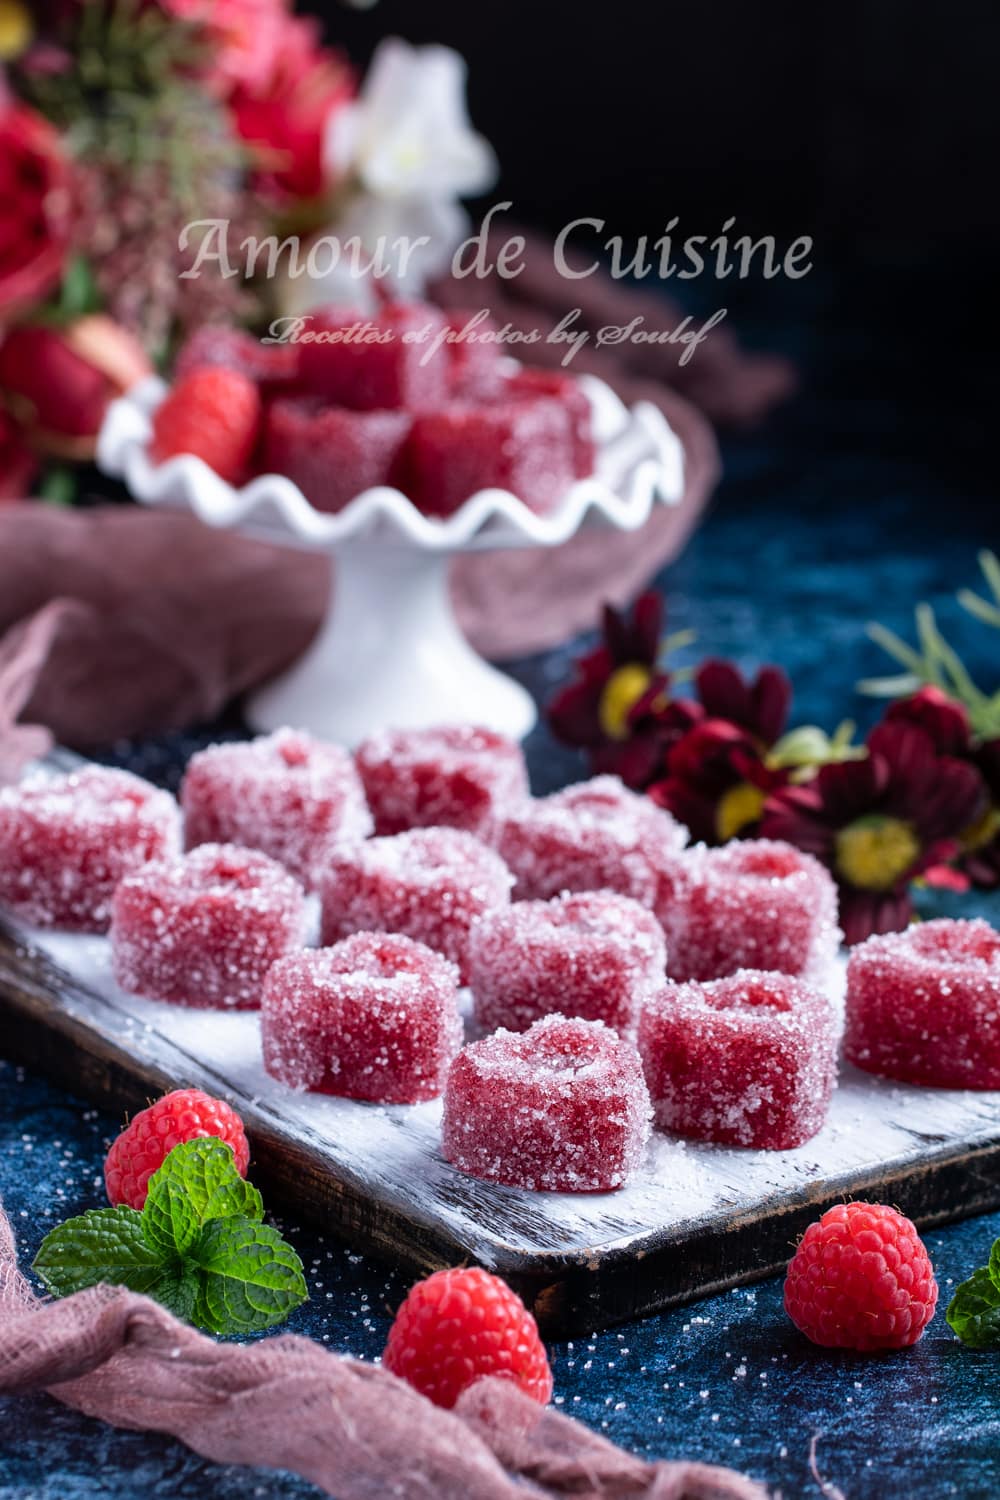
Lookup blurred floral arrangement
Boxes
[548,552,1000,944]
[0,0,495,500]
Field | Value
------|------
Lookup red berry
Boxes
[382,1266,553,1409]
[104,1088,250,1210]
[784,1202,938,1351]
[151,368,261,485]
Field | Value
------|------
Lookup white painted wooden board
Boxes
[3,908,1000,1333]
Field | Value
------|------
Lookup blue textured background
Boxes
[2,274,999,1497]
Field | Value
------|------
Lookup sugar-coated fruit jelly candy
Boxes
[496,775,688,906]
[844,918,1000,1089]
[175,326,299,393]
[261,398,412,513]
[297,303,449,411]
[405,400,578,518]
[468,890,666,1036]
[442,1015,651,1192]
[354,724,528,839]
[320,827,512,980]
[262,932,462,1102]
[444,311,505,400]
[638,970,838,1150]
[181,728,372,889]
[658,839,840,983]
[111,843,306,1010]
[0,767,180,933]
[503,367,596,478]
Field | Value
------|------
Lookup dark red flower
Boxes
[960,737,1000,889]
[649,718,789,844]
[695,659,791,745]
[0,409,37,499]
[547,592,698,787]
[885,685,973,756]
[0,317,151,460]
[230,14,354,199]
[761,721,987,944]
[0,102,70,320]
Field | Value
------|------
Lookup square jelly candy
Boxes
[496,775,688,906]
[297,303,449,411]
[182,728,372,890]
[468,890,665,1036]
[638,970,838,1150]
[320,826,512,981]
[405,399,576,518]
[0,767,180,932]
[354,724,528,839]
[262,932,462,1102]
[111,843,306,1009]
[442,1015,651,1192]
[658,839,840,983]
[261,399,412,513]
[844,918,1000,1088]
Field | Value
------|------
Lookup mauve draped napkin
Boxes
[0,1204,765,1499]
[0,227,798,778]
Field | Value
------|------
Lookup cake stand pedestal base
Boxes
[247,541,537,746]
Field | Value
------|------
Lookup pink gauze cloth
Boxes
[0,1203,767,1499]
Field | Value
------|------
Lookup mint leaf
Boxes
[189,1216,308,1335]
[33,1208,165,1298]
[947,1267,1000,1348]
[142,1138,262,1259]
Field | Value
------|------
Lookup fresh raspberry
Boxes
[382,1266,553,1408]
[784,1202,938,1351]
[104,1088,250,1210]
[150,367,261,485]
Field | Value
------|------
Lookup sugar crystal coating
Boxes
[111,843,306,1009]
[638,969,838,1150]
[297,303,449,411]
[844,918,1000,1088]
[0,767,180,933]
[496,775,688,906]
[262,932,462,1102]
[182,728,372,889]
[320,826,513,981]
[405,399,577,518]
[442,1015,651,1192]
[468,890,666,1036]
[355,724,528,839]
[658,839,840,983]
[261,398,412,513]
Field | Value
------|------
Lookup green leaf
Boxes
[142,1138,262,1260]
[946,1266,1000,1349]
[188,1216,308,1335]
[33,1208,165,1298]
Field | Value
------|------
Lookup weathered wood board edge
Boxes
[3,919,1000,1335]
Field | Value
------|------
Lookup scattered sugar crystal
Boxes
[181,728,372,889]
[657,838,840,983]
[320,826,512,981]
[637,969,838,1149]
[355,724,527,839]
[110,842,306,1009]
[0,767,180,933]
[262,932,462,1102]
[495,775,688,906]
[441,1014,651,1192]
[468,889,666,1035]
[844,918,1000,1088]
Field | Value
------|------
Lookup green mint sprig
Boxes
[946,1238,1000,1348]
[32,1139,307,1336]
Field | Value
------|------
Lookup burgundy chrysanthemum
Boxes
[761,720,987,944]
[547,592,699,788]
[646,662,793,843]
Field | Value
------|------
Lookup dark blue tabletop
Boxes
[2,272,999,1498]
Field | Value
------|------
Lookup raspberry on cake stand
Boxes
[97,372,684,745]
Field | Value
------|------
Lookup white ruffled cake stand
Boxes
[97,374,685,744]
